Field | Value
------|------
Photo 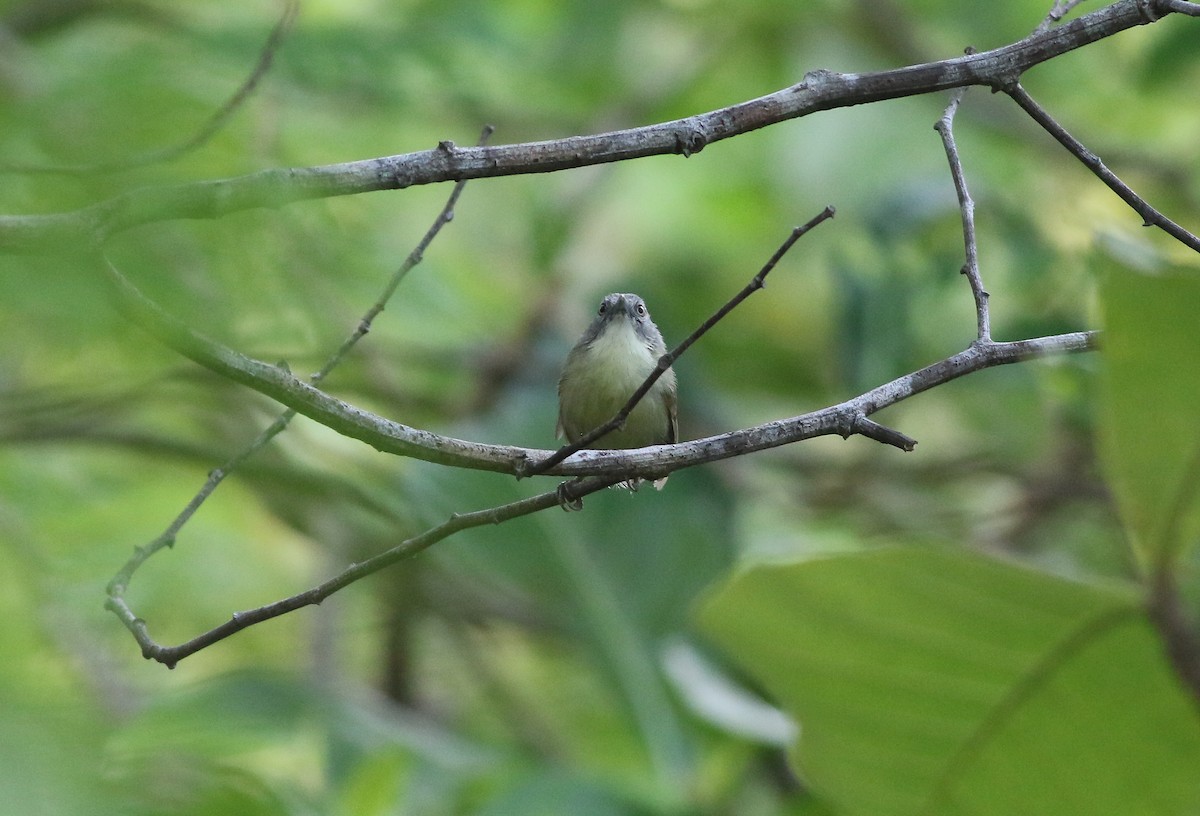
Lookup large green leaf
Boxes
[1098,266,1200,569]
[698,547,1200,816]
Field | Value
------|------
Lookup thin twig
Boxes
[527,205,836,478]
[106,126,495,617]
[3,0,300,176]
[935,87,990,343]
[1007,83,1200,253]
[315,126,495,386]
[1033,0,1091,34]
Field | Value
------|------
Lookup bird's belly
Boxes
[562,329,669,448]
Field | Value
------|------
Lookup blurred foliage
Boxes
[1,0,1199,814]
[1097,264,1200,572]
[701,549,1200,815]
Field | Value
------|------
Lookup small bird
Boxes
[557,293,677,487]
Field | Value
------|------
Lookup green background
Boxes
[1,0,1199,813]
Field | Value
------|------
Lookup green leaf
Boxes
[1098,265,1200,569]
[697,547,1200,816]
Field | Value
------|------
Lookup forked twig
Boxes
[935,88,991,343]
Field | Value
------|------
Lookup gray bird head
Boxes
[581,292,665,352]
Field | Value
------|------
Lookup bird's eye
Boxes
[635,302,647,317]
[598,302,607,315]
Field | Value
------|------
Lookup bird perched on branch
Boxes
[557,292,677,488]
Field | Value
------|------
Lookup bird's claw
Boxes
[557,480,584,511]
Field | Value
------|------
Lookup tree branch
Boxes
[1,0,1184,255]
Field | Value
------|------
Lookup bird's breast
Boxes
[582,321,657,392]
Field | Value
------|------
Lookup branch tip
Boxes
[1007,83,1200,252]
[851,414,918,451]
